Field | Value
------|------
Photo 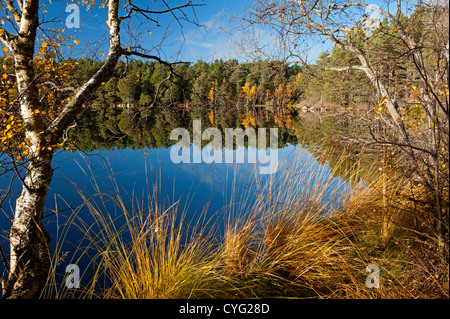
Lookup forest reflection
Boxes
[69,105,372,187]
[70,105,303,151]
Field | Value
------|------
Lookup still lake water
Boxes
[1,144,349,250]
[0,107,354,287]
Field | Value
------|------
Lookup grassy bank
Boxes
[44,139,449,299]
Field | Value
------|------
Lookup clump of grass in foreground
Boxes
[218,144,448,299]
[47,142,448,299]
[101,209,219,299]
[43,159,224,299]
[218,147,373,298]
[79,191,222,299]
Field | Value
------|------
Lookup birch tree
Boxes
[238,0,449,241]
[0,0,199,299]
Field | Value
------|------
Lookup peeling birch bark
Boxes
[2,152,53,299]
[2,0,123,299]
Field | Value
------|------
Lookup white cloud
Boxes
[181,12,237,62]
[180,9,329,64]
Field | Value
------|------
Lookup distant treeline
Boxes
[0,12,439,112]
[68,50,376,109]
[71,58,304,108]
[67,13,442,111]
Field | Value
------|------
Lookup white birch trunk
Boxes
[2,0,123,299]
[2,152,53,299]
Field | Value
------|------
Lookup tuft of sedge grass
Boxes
[78,175,222,299]
[219,207,372,297]
[99,209,219,299]
[217,145,371,298]
[44,155,223,299]
[44,141,448,299]
[222,222,257,278]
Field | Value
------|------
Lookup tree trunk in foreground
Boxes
[1,0,195,298]
[2,152,53,299]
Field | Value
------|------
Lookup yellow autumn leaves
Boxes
[342,14,400,40]
[1,47,14,80]
[0,110,67,160]
[241,82,257,104]
[1,42,75,161]
[373,82,447,133]
[33,42,76,122]
[0,113,25,162]
[241,110,256,128]
[240,81,294,106]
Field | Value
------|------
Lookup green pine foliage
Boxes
[57,5,447,112]
[66,54,377,111]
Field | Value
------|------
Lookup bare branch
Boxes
[369,125,435,157]
[127,0,201,16]
[121,48,186,74]
[39,81,77,102]
[318,65,370,72]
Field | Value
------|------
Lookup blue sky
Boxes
[40,0,337,64]
[177,0,246,62]
[32,0,247,63]
[2,0,401,63]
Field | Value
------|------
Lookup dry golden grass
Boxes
[99,209,219,299]
[45,142,448,299]
[216,145,448,299]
